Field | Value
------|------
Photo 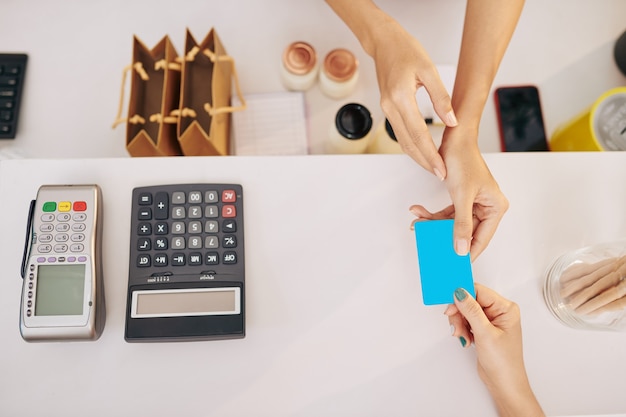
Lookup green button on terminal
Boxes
[42,201,57,212]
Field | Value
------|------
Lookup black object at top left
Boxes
[0,53,28,139]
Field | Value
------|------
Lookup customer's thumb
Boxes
[453,288,491,336]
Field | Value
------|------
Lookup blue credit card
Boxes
[414,219,475,305]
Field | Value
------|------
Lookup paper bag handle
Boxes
[181,46,247,117]
[170,108,198,118]
[112,62,149,129]
[149,113,178,124]
[112,60,181,129]
[154,59,182,71]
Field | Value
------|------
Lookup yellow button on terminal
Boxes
[58,201,71,212]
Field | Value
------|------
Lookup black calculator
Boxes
[125,184,245,342]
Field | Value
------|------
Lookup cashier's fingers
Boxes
[443,303,459,316]
[385,107,445,180]
[393,130,432,171]
[409,204,480,231]
[409,205,438,229]
[467,212,503,262]
[410,204,449,220]
[409,205,435,221]
[445,285,518,348]
[454,284,523,338]
[445,306,474,348]
[449,191,490,260]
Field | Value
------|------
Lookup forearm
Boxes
[325,0,396,57]
[450,0,525,138]
[482,359,544,417]
[489,381,545,417]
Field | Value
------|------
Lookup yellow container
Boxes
[550,87,626,151]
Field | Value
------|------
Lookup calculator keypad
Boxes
[129,184,244,281]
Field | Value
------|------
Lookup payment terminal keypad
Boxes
[125,184,245,342]
[35,199,89,260]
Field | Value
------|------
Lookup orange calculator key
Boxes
[222,190,237,203]
[222,205,236,218]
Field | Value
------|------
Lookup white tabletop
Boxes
[1,152,625,417]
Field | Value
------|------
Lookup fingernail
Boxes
[454,288,467,302]
[455,238,469,256]
[433,168,445,181]
[445,110,458,127]
[450,325,455,336]
[459,336,467,348]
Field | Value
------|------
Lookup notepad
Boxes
[414,219,474,305]
[231,92,309,155]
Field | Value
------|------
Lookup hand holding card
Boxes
[414,219,475,305]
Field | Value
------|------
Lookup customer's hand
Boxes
[327,0,511,260]
[445,283,545,417]
[325,0,458,179]
[359,17,456,178]
[410,129,508,260]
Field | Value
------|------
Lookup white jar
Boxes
[326,103,372,154]
[368,119,403,154]
[280,41,319,91]
[319,48,359,99]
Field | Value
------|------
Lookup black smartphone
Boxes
[494,85,549,152]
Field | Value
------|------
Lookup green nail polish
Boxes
[459,336,467,347]
[454,288,467,301]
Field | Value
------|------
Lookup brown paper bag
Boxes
[112,35,183,156]
[175,28,246,156]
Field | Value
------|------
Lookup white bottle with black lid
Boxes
[368,118,402,154]
[326,103,373,154]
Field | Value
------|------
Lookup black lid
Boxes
[615,30,626,77]
[384,119,398,141]
[335,103,372,140]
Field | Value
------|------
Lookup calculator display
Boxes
[125,184,245,342]
[132,287,240,318]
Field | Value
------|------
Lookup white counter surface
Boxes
[1,152,625,416]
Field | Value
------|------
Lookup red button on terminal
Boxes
[73,201,87,211]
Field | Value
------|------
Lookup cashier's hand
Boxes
[410,128,509,261]
[370,17,458,178]
[445,284,545,417]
